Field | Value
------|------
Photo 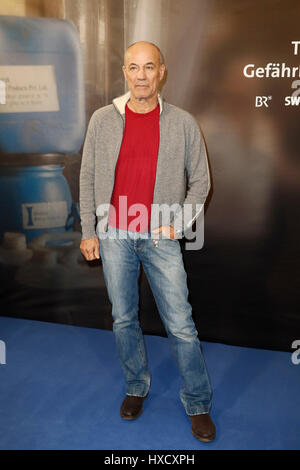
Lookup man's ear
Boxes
[159,64,166,80]
[122,65,127,79]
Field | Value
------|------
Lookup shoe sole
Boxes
[120,406,143,420]
[192,429,216,443]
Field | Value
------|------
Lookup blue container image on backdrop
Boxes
[0,160,75,243]
[0,15,85,154]
[0,16,85,245]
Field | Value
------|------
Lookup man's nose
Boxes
[137,67,146,79]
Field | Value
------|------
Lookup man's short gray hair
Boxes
[125,41,164,65]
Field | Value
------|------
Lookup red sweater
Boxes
[108,102,160,232]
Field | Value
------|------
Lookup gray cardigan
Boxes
[79,91,210,240]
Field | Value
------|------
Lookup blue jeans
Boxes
[98,224,212,415]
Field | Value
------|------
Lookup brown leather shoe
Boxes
[189,413,216,442]
[120,393,148,420]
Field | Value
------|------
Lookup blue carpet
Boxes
[0,316,299,450]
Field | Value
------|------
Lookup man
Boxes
[79,41,215,442]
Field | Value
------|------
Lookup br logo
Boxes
[255,96,272,107]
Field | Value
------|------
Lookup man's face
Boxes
[122,43,165,101]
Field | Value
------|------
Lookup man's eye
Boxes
[146,66,154,70]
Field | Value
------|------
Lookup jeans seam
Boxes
[136,326,147,368]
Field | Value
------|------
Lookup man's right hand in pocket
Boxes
[80,237,100,261]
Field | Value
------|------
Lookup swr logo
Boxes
[284,79,300,106]
[291,340,300,365]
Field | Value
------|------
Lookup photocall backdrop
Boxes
[0,0,299,352]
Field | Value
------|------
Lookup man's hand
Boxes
[80,237,100,261]
[151,225,178,240]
